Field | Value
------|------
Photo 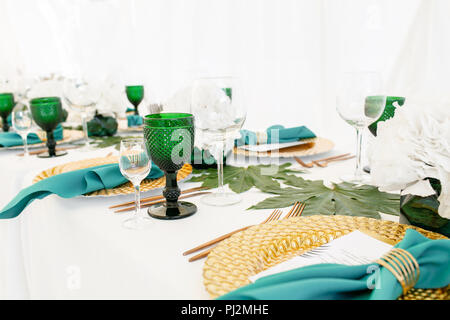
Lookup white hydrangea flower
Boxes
[369,102,450,219]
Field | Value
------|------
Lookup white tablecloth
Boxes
[0,143,398,299]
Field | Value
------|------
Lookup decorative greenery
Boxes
[87,112,118,137]
[89,135,141,150]
[187,163,303,194]
[189,164,400,219]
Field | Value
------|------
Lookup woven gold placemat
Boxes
[203,215,449,300]
[233,137,334,158]
[33,156,192,197]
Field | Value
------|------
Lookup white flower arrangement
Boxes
[369,102,450,219]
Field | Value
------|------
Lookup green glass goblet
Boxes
[125,85,144,115]
[30,97,67,158]
[144,113,197,220]
[0,93,15,132]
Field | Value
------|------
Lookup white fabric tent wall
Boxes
[1,0,448,139]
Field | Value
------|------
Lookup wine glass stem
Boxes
[355,127,364,179]
[215,141,225,194]
[21,133,29,157]
[134,183,141,220]
[81,113,89,147]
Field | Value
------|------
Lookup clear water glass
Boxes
[119,138,152,229]
[63,78,100,150]
[12,103,33,158]
[336,72,386,184]
[191,76,246,206]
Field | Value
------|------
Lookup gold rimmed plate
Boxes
[203,215,449,300]
[33,156,193,197]
[233,137,334,158]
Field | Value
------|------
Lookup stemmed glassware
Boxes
[30,97,67,158]
[143,113,197,219]
[63,78,100,150]
[119,138,153,229]
[12,103,33,157]
[125,85,144,115]
[190,77,246,206]
[336,72,386,184]
[0,93,15,132]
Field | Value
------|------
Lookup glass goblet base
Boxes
[201,192,241,206]
[37,150,68,158]
[147,201,197,220]
[123,216,153,230]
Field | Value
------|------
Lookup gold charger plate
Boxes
[3,129,84,150]
[203,215,449,300]
[233,137,334,158]
[33,156,192,197]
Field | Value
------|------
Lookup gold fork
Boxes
[186,202,306,262]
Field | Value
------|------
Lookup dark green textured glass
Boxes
[0,93,15,132]
[368,96,405,136]
[30,97,67,158]
[125,85,144,115]
[144,113,197,220]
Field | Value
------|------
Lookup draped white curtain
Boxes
[0,0,449,139]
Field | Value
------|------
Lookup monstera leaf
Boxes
[187,163,303,194]
[250,176,400,219]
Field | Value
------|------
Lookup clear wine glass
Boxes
[63,78,101,150]
[191,76,246,206]
[12,103,33,158]
[336,72,386,184]
[119,137,152,229]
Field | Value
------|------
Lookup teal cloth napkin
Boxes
[218,229,450,300]
[127,115,143,127]
[0,162,163,219]
[235,125,316,146]
[0,124,64,147]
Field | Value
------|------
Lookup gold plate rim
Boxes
[203,215,449,300]
[32,156,193,197]
[233,137,334,158]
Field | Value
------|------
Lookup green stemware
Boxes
[125,85,144,115]
[368,96,405,136]
[144,113,197,220]
[0,93,15,132]
[30,97,67,158]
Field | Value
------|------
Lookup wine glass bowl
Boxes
[126,85,144,115]
[143,113,197,220]
[30,97,67,158]
[0,93,15,132]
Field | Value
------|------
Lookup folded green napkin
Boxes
[235,125,316,146]
[218,229,450,300]
[0,162,163,219]
[0,124,64,147]
[127,115,143,127]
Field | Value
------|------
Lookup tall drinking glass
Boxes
[336,72,386,184]
[12,103,33,158]
[190,77,246,206]
[63,78,100,150]
[119,138,152,229]
[126,85,144,115]
[30,97,67,158]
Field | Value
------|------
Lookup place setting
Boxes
[0,1,449,305]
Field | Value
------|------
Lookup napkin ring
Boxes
[376,248,420,295]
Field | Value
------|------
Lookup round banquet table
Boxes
[0,142,399,299]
